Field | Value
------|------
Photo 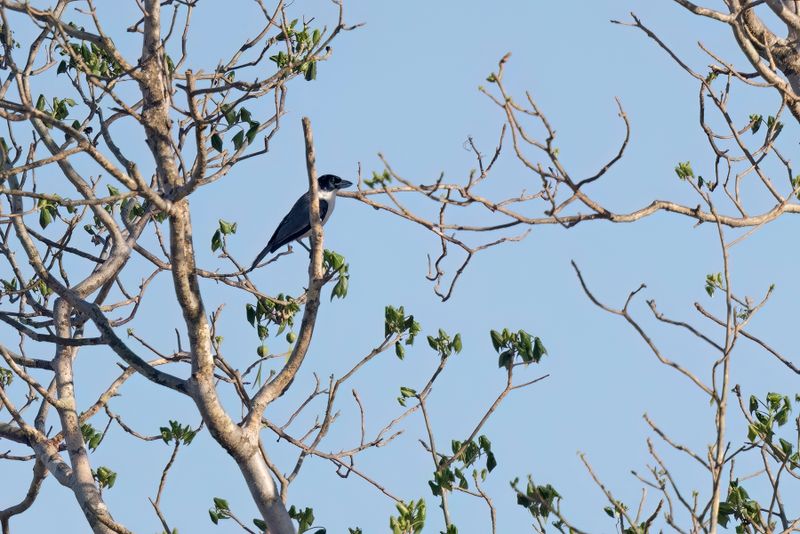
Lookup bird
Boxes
[250,174,353,270]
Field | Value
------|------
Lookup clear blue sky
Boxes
[3,1,798,532]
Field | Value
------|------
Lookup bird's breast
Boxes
[321,193,336,225]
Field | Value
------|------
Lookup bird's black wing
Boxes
[250,194,329,269]
[266,196,329,252]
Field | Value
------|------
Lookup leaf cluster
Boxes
[211,219,237,252]
[674,161,694,181]
[288,505,324,533]
[211,105,260,152]
[35,93,77,123]
[384,304,421,359]
[0,366,11,387]
[705,272,724,297]
[81,423,103,452]
[208,497,230,525]
[389,499,425,534]
[92,466,117,490]
[323,249,349,300]
[159,420,197,446]
[491,328,546,369]
[58,39,122,78]
[245,294,300,342]
[747,392,798,464]
[426,328,462,359]
[270,19,322,81]
[717,480,764,531]
[511,476,561,520]
[429,435,496,497]
[364,170,392,188]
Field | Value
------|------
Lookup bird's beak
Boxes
[339,179,354,189]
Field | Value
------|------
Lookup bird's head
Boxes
[318,174,353,192]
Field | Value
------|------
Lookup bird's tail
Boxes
[249,244,273,272]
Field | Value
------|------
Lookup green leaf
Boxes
[717,510,730,528]
[400,386,416,398]
[490,330,503,352]
[232,130,245,150]
[498,351,513,369]
[331,276,348,300]
[246,122,260,144]
[35,94,46,111]
[674,161,694,180]
[211,230,222,252]
[767,392,783,405]
[218,219,237,235]
[532,337,547,362]
[165,54,175,74]
[304,61,317,81]
[211,133,223,152]
[777,407,790,426]
[223,105,237,125]
[486,451,497,472]
[749,395,758,414]
[39,205,53,228]
[88,435,101,451]
[213,497,230,511]
[427,336,437,350]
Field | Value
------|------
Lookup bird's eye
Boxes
[333,177,341,184]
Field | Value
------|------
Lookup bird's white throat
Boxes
[319,189,336,224]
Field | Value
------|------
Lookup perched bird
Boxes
[250,174,353,269]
